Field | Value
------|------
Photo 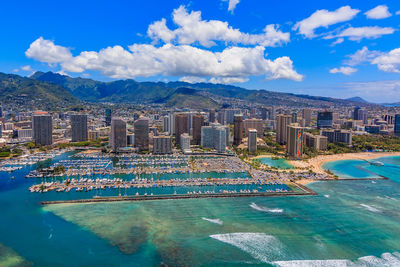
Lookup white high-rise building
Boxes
[201,123,227,153]
[248,129,257,152]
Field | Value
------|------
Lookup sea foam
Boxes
[250,202,283,213]
[273,252,400,267]
[202,217,223,225]
[360,203,381,213]
[210,233,285,263]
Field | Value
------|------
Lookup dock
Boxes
[41,185,318,205]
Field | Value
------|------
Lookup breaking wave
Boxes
[360,203,381,213]
[273,252,400,266]
[250,202,283,213]
[202,217,223,225]
[210,232,285,263]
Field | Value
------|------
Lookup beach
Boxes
[289,152,400,174]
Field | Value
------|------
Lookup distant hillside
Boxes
[31,71,378,108]
[158,87,219,109]
[346,97,369,103]
[0,72,78,109]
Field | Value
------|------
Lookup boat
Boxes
[369,161,384,166]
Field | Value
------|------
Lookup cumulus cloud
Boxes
[222,0,240,13]
[371,48,400,73]
[344,46,381,66]
[21,65,33,71]
[147,6,289,47]
[26,38,303,82]
[325,26,395,41]
[365,5,392,19]
[293,6,360,38]
[179,76,207,83]
[209,77,249,84]
[329,66,358,75]
[25,37,72,63]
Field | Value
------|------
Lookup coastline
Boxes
[289,152,400,174]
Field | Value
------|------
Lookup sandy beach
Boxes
[289,152,400,174]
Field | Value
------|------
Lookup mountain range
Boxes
[0,71,379,109]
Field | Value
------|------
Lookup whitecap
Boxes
[324,195,330,198]
[202,217,223,225]
[360,203,381,213]
[210,233,285,263]
[274,252,400,267]
[250,202,283,213]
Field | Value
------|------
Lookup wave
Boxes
[210,232,285,263]
[324,195,330,198]
[202,217,223,225]
[250,202,283,213]
[211,232,400,266]
[360,203,381,213]
[273,252,400,266]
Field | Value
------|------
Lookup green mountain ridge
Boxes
[0,72,78,109]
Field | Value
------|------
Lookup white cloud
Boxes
[209,77,249,84]
[147,6,289,47]
[330,38,344,46]
[396,10,400,15]
[344,46,381,66]
[25,37,72,63]
[21,65,33,71]
[12,69,19,73]
[293,6,360,38]
[329,66,358,75]
[179,76,207,83]
[56,70,70,76]
[222,0,240,13]
[325,26,395,41]
[371,48,400,73]
[365,5,392,19]
[26,38,303,82]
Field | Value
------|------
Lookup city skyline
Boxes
[2,0,400,103]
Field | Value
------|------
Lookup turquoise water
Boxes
[257,157,293,169]
[1,153,400,266]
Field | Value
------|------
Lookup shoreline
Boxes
[289,152,400,174]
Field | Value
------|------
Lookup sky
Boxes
[2,0,400,103]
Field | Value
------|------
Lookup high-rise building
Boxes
[248,129,257,152]
[153,135,172,154]
[302,109,312,127]
[175,113,188,145]
[354,107,368,124]
[243,118,263,137]
[209,109,216,123]
[321,129,352,145]
[71,114,88,142]
[180,133,191,153]
[127,134,135,146]
[395,114,400,137]
[287,124,303,159]
[134,118,149,152]
[291,112,298,124]
[317,111,333,128]
[201,123,227,153]
[276,114,291,144]
[304,132,328,150]
[105,109,112,126]
[162,116,169,133]
[233,114,243,146]
[168,113,175,135]
[217,110,225,125]
[110,118,127,152]
[225,109,241,124]
[32,112,53,146]
[192,114,204,145]
[88,130,100,141]
[260,108,268,120]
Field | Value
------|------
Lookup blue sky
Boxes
[2,0,400,103]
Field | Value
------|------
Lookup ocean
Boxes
[1,153,400,266]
